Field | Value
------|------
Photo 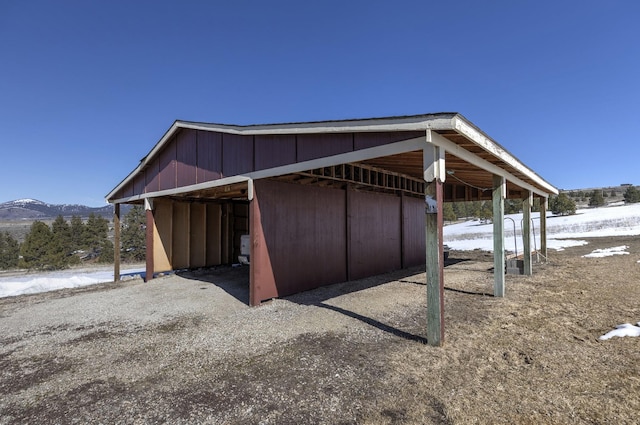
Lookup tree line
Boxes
[0,206,146,271]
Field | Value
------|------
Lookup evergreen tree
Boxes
[98,240,114,263]
[623,186,640,204]
[505,199,522,214]
[83,213,109,253]
[452,202,468,219]
[51,215,80,266]
[610,190,617,198]
[69,215,85,252]
[478,201,493,223]
[20,221,54,270]
[443,203,456,222]
[549,193,576,216]
[121,205,146,262]
[52,215,72,254]
[588,190,605,207]
[468,201,482,219]
[0,232,20,269]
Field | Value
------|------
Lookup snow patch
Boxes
[599,323,640,340]
[582,246,629,258]
[0,268,145,298]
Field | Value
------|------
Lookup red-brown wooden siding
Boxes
[250,180,347,304]
[249,179,425,305]
[254,134,296,170]
[158,139,177,191]
[354,131,424,150]
[145,158,160,194]
[176,130,197,187]
[196,130,223,183]
[133,174,145,196]
[222,134,254,176]
[402,195,426,267]
[113,130,424,200]
[296,133,353,162]
[347,190,402,280]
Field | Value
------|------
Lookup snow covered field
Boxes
[0,266,144,298]
[444,203,640,253]
[1,203,639,301]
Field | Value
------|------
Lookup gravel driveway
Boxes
[2,239,640,424]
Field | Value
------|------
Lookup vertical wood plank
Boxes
[522,191,533,275]
[492,175,505,297]
[424,138,445,347]
[113,203,121,282]
[540,198,548,262]
[425,179,444,346]
[145,199,154,282]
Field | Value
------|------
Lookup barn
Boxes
[106,113,557,345]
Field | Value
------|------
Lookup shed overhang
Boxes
[106,113,557,204]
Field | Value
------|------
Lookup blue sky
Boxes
[1,1,639,206]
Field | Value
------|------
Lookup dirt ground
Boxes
[1,236,639,424]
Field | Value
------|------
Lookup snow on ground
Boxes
[582,246,629,258]
[0,267,145,298]
[444,203,640,253]
[599,323,640,340]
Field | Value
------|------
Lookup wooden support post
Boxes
[540,197,548,262]
[522,191,533,275]
[492,175,505,297]
[424,136,445,347]
[145,198,154,282]
[113,203,121,283]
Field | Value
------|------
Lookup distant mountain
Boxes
[0,199,117,220]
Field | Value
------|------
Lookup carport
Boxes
[106,113,558,346]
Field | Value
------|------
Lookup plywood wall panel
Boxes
[402,195,426,267]
[133,174,145,195]
[158,141,177,191]
[354,131,424,150]
[197,131,223,183]
[222,134,254,176]
[172,202,190,269]
[251,180,347,303]
[254,135,296,170]
[145,158,160,193]
[176,129,197,187]
[189,203,207,268]
[348,190,402,280]
[206,203,222,266]
[296,133,353,162]
[153,201,172,272]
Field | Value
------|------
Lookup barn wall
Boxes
[250,180,348,305]
[402,195,426,267]
[153,200,173,272]
[347,190,402,280]
[172,202,190,269]
[249,179,425,305]
[113,130,425,200]
[189,203,207,268]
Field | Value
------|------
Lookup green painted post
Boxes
[425,179,444,346]
[540,198,548,262]
[522,191,533,275]
[492,175,505,297]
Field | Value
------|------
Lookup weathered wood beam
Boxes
[113,203,121,283]
[492,175,505,297]
[522,191,533,275]
[540,197,548,262]
[144,198,154,282]
[424,138,446,347]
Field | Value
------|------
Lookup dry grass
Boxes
[1,236,639,424]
